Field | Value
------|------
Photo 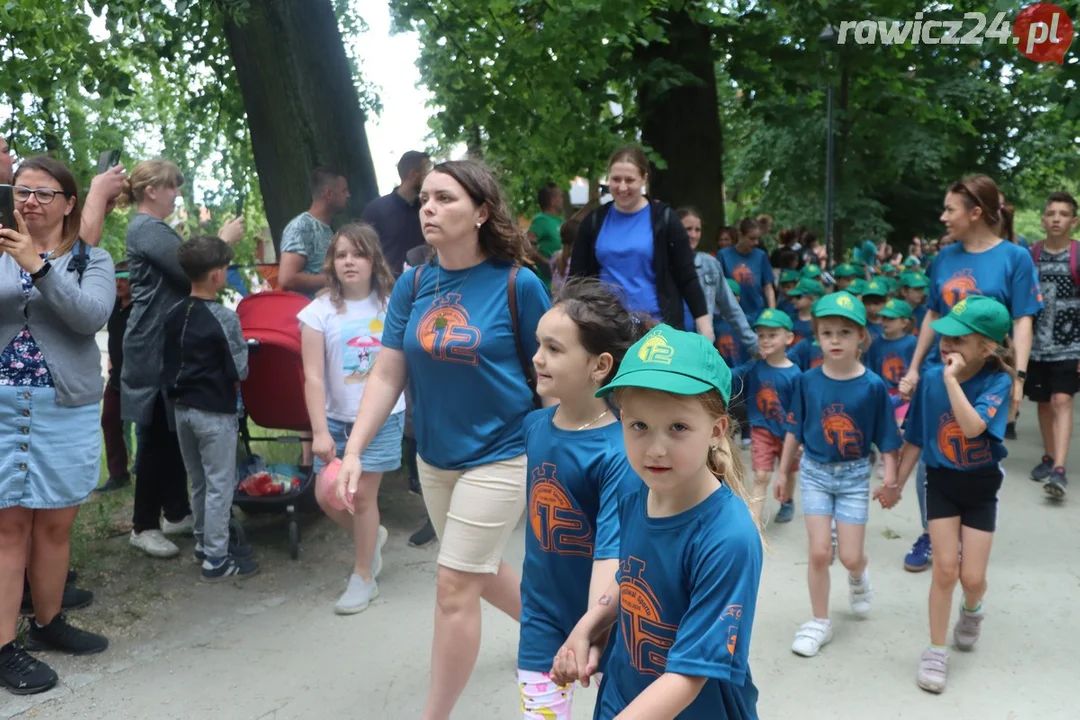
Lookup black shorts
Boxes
[1024,360,1080,403]
[925,465,1003,532]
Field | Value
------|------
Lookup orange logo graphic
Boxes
[821,404,864,459]
[732,264,754,286]
[941,270,981,308]
[721,604,743,656]
[619,557,679,677]
[937,412,991,467]
[792,332,804,346]
[755,382,785,422]
[529,463,593,557]
[810,353,824,369]
[717,334,736,358]
[881,354,908,384]
[416,294,481,365]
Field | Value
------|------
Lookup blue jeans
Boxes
[798,456,872,525]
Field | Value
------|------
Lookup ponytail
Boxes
[699,390,761,534]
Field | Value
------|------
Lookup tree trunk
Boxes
[221,0,378,252]
[635,9,724,251]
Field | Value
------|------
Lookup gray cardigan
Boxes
[0,244,115,407]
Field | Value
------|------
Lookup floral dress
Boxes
[0,254,54,387]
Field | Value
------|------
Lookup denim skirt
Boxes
[0,386,101,509]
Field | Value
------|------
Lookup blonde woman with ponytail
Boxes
[549,324,763,720]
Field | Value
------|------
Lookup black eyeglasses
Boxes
[13,186,70,205]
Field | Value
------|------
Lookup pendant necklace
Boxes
[433,262,473,329]
[554,408,609,431]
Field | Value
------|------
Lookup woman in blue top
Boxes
[568,146,712,340]
[0,157,114,694]
[518,279,646,719]
[335,160,550,720]
[718,218,776,324]
[897,175,1042,572]
[878,296,1015,694]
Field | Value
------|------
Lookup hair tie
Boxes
[999,204,1006,211]
[630,316,641,328]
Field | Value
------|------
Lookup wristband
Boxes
[29,261,51,282]
[1016,370,1027,381]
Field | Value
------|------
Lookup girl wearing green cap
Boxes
[550,325,762,719]
[876,295,1015,694]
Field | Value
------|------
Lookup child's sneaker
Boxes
[201,556,260,583]
[774,501,795,524]
[130,529,179,558]
[334,574,379,615]
[1031,455,1054,482]
[904,533,932,572]
[917,647,949,693]
[25,614,108,655]
[193,541,254,563]
[0,643,57,695]
[953,605,985,650]
[1045,468,1068,500]
[791,619,832,657]
[849,569,873,617]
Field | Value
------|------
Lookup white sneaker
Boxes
[162,514,195,536]
[371,525,388,579]
[334,575,379,615]
[130,529,179,558]
[849,569,873,617]
[792,619,833,657]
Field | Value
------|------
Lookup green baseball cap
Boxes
[863,279,889,298]
[880,263,897,274]
[879,298,913,319]
[848,278,869,296]
[833,262,858,278]
[755,308,794,331]
[779,269,800,284]
[115,270,130,279]
[900,272,929,289]
[801,264,823,279]
[930,295,1011,344]
[903,256,921,268]
[813,290,867,326]
[726,278,741,297]
[596,324,733,403]
[788,278,825,297]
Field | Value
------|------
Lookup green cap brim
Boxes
[596,368,715,399]
[879,308,912,319]
[115,271,130,279]
[815,308,866,326]
[931,314,1000,341]
[755,318,793,330]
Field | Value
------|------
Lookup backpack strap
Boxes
[507,266,541,408]
[411,262,425,301]
[67,239,89,284]
[1031,241,1043,264]
[1070,240,1080,288]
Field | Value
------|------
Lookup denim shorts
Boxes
[0,387,101,510]
[313,411,404,475]
[798,455,872,525]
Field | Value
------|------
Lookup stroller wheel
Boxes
[230,517,247,548]
[288,519,300,560]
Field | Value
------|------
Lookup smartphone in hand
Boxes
[0,185,15,230]
[97,149,122,175]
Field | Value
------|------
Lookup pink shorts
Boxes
[751,427,800,474]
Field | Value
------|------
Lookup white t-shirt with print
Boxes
[297,293,406,422]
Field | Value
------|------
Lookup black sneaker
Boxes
[193,542,254,563]
[408,518,437,548]
[94,475,130,493]
[1031,455,1054,482]
[21,584,94,615]
[408,474,422,496]
[0,643,57,695]
[1045,468,1068,500]
[201,556,260,583]
[25,614,108,656]
[1005,421,1017,440]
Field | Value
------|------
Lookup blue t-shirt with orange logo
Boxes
[731,360,802,440]
[866,334,918,393]
[789,367,902,463]
[714,318,747,369]
[518,407,642,673]
[787,337,823,372]
[383,260,550,470]
[903,364,1010,471]
[925,240,1043,364]
[790,315,813,347]
[718,247,773,323]
[595,483,762,720]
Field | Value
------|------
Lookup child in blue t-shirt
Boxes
[785,278,823,346]
[899,272,930,333]
[865,298,919,423]
[875,296,1013,695]
[550,326,762,720]
[788,336,823,371]
[862,279,889,342]
[715,279,749,368]
[519,279,647,719]
[731,309,801,526]
[776,292,902,659]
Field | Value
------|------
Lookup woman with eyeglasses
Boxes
[0,156,114,695]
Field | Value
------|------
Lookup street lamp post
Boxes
[819,24,838,270]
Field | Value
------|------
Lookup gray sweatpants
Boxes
[174,405,238,560]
